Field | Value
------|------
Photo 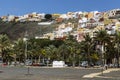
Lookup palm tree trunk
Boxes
[38,55,41,63]
[117,46,119,68]
[101,44,105,66]
[1,49,5,63]
[88,48,91,67]
[117,57,119,68]
[72,53,75,67]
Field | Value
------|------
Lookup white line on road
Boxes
[82,68,120,78]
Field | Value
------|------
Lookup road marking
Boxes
[83,68,120,78]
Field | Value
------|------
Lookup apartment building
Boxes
[107,9,120,19]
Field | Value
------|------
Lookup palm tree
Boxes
[44,46,52,63]
[13,38,25,63]
[82,33,94,66]
[95,29,110,66]
[0,34,10,63]
[105,40,116,65]
[40,48,47,62]
[57,44,68,61]
[3,47,14,64]
[28,39,41,63]
[44,45,58,62]
[114,31,120,68]
[65,35,79,67]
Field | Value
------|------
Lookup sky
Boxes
[0,0,120,16]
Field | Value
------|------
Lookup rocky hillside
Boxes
[0,21,56,40]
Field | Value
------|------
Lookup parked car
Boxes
[39,63,46,66]
[25,60,32,66]
[81,61,88,68]
[32,63,40,66]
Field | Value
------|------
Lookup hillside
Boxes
[0,21,56,40]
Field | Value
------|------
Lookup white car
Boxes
[81,61,88,67]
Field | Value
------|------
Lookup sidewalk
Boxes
[83,68,120,78]
[96,68,120,79]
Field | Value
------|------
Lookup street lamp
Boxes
[23,31,32,75]
[23,31,28,64]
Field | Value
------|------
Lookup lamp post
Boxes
[23,31,33,76]
[23,31,28,65]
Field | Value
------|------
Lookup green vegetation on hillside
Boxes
[0,21,55,40]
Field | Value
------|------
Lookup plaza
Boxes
[0,66,120,80]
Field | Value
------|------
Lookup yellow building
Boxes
[115,22,120,31]
[52,14,61,19]
[104,18,112,25]
[88,12,94,19]
[103,12,109,19]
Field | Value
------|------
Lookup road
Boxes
[0,66,119,80]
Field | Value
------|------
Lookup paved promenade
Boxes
[0,66,120,80]
[95,69,120,80]
[83,68,120,80]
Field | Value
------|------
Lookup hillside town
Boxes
[1,9,120,42]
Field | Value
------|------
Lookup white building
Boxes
[60,14,69,19]
[8,15,15,21]
[78,17,88,28]
[107,9,120,18]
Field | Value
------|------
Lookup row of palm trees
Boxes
[0,29,120,67]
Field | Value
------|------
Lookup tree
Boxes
[0,34,11,63]
[82,33,94,66]
[44,14,52,21]
[57,44,68,61]
[28,38,41,63]
[95,29,110,66]
[65,35,80,67]
[13,38,25,63]
[44,45,58,62]
[114,31,120,68]
[105,40,116,65]
[3,47,14,64]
